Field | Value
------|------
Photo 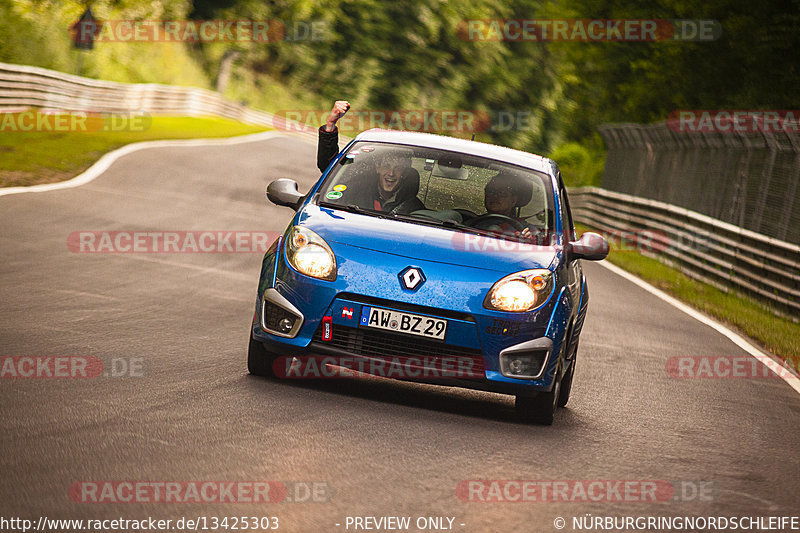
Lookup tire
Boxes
[558,336,580,407]
[558,357,576,408]
[515,372,561,425]
[248,333,277,377]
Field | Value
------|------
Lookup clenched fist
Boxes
[325,100,351,132]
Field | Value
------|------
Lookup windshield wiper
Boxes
[389,212,464,230]
[391,213,508,240]
[421,216,540,244]
[318,201,396,219]
[437,218,513,240]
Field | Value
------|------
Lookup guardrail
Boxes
[0,61,323,143]
[570,187,800,320]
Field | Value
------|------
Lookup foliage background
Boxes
[1,0,797,186]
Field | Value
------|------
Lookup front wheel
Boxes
[515,373,561,425]
[558,360,575,407]
[558,339,579,407]
[248,333,277,377]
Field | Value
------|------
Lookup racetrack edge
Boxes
[596,259,800,395]
[0,130,298,197]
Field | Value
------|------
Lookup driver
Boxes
[318,100,423,214]
[481,173,540,243]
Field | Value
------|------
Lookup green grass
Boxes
[0,113,269,187]
[576,223,800,373]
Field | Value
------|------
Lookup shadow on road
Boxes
[240,371,582,428]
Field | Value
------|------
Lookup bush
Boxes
[548,139,605,188]
[1,1,208,88]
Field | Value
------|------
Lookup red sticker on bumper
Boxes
[322,316,333,341]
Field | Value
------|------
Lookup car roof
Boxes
[353,129,557,176]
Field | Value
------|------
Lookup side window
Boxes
[558,185,576,242]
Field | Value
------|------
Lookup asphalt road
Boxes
[1,134,799,533]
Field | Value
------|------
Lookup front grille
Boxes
[312,323,484,372]
[337,293,476,322]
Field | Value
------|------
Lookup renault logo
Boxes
[399,267,425,291]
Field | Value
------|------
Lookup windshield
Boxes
[317,142,556,244]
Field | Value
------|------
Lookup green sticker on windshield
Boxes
[326,191,343,200]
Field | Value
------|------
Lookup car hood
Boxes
[297,204,557,273]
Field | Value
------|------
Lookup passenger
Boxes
[318,100,423,214]
[317,100,350,172]
[359,151,424,213]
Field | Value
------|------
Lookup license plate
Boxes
[359,306,447,340]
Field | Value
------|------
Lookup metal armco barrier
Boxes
[0,61,326,143]
[570,187,800,320]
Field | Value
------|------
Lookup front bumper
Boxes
[252,241,571,395]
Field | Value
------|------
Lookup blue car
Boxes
[249,129,608,424]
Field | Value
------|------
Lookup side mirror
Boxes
[266,179,304,211]
[568,232,609,261]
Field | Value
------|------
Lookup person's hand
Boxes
[325,100,350,132]
[514,227,533,242]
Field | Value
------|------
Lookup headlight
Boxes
[484,269,554,312]
[286,226,336,281]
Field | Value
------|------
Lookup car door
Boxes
[557,177,580,305]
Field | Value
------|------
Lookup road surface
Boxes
[1,134,798,532]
